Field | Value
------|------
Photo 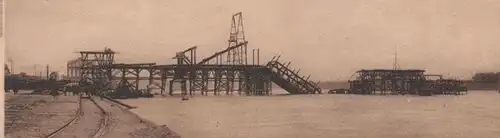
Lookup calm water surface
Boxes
[121,90,500,138]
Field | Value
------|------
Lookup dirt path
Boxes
[50,98,104,138]
[94,98,180,138]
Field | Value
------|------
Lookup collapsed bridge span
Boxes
[65,48,322,98]
[64,12,321,98]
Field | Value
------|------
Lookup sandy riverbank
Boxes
[121,90,500,138]
[4,91,79,138]
[4,90,180,138]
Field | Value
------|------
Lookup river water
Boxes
[121,90,500,138]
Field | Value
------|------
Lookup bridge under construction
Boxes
[341,69,468,96]
[64,12,322,98]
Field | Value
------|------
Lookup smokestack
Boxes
[46,64,49,80]
[252,49,255,65]
[9,58,14,73]
[257,49,260,65]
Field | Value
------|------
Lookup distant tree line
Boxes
[472,72,500,83]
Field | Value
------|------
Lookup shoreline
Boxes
[116,99,182,138]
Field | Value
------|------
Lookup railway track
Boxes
[6,92,179,138]
[45,95,110,138]
[4,93,80,138]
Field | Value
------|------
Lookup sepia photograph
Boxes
[4,0,500,138]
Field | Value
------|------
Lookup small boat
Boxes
[181,95,189,101]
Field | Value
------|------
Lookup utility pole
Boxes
[393,45,400,70]
[11,60,14,73]
[8,58,14,73]
[46,64,49,80]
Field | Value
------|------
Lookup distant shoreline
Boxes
[317,80,499,91]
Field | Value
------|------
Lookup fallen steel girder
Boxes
[65,13,324,97]
[198,41,249,65]
[265,55,322,94]
[69,51,323,97]
[68,59,326,97]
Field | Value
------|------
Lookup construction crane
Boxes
[227,12,247,65]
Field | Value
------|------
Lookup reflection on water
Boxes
[134,80,306,95]
[121,90,500,138]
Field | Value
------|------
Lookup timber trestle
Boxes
[64,12,322,98]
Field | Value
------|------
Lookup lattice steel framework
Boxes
[63,12,325,98]
[347,69,467,96]
[78,48,116,94]
[227,12,247,65]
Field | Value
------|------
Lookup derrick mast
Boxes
[227,12,247,65]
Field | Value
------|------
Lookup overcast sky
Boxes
[6,0,500,81]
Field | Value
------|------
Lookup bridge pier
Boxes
[346,69,467,96]
[63,12,324,98]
